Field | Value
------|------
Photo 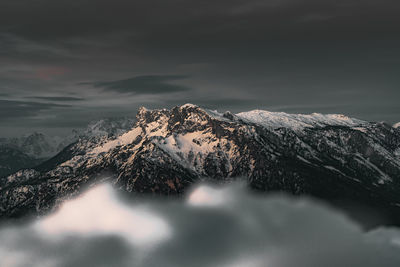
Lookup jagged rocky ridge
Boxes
[1,104,400,227]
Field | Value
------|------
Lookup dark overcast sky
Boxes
[1,0,399,136]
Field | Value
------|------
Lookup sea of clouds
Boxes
[1,182,400,267]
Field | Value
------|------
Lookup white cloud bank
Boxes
[1,182,400,267]
[34,184,171,247]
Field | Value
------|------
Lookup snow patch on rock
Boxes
[89,127,142,155]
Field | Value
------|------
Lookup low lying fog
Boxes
[1,182,400,267]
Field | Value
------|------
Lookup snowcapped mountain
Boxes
[1,104,400,227]
[394,122,400,129]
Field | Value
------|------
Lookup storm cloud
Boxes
[1,183,400,267]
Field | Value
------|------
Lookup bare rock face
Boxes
[1,104,400,227]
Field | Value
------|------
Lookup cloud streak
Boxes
[28,96,85,102]
[0,100,70,120]
[86,75,191,95]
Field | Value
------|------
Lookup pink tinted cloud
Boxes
[35,66,69,80]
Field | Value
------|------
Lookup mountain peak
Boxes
[137,106,149,115]
[136,104,212,126]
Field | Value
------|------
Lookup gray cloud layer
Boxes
[0,0,399,136]
[1,183,400,267]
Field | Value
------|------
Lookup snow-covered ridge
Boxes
[161,104,368,131]
[394,122,400,129]
[84,105,370,158]
[88,127,142,155]
[236,110,367,131]
[180,103,198,109]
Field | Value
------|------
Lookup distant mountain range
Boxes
[0,133,70,177]
[0,117,136,177]
[1,104,400,228]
